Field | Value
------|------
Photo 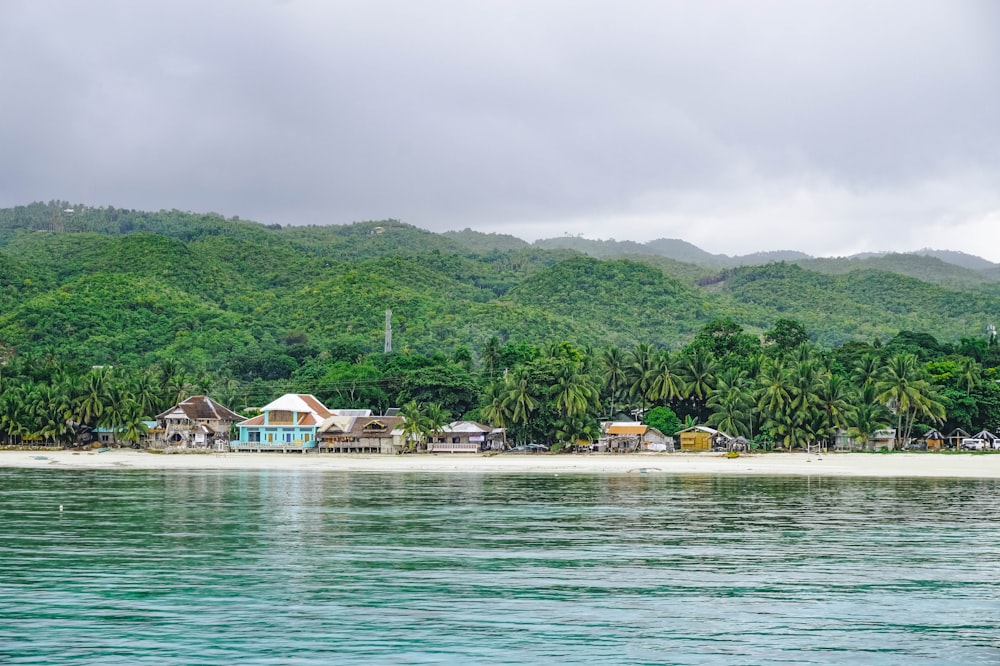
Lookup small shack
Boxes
[643,427,674,452]
[867,428,897,451]
[947,428,971,451]
[603,422,648,452]
[677,425,728,452]
[971,430,999,450]
[922,429,945,451]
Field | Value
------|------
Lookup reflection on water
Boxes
[1,470,999,664]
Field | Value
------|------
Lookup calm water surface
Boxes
[1,469,999,664]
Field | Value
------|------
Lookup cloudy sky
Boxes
[2,1,999,259]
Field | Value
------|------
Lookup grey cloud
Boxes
[1,0,998,258]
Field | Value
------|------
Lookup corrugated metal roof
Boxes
[607,424,647,435]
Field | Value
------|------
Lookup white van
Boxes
[961,438,986,451]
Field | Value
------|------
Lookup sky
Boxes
[2,1,999,259]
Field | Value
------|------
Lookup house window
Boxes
[285,433,292,443]
[248,430,260,442]
[452,437,460,444]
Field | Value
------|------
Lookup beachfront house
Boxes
[154,395,244,450]
[317,413,406,454]
[427,421,492,453]
[231,394,331,452]
[866,428,897,451]
[598,422,647,452]
[677,425,728,452]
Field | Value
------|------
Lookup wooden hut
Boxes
[947,428,970,451]
[921,429,945,451]
[677,426,728,452]
[972,430,999,451]
[605,422,648,452]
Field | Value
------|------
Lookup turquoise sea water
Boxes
[1,469,999,664]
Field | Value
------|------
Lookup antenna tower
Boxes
[384,309,392,353]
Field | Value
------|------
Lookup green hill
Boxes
[1,201,999,379]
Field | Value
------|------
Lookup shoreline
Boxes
[2,450,1000,478]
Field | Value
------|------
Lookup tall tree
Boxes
[600,346,628,418]
[648,350,685,407]
[706,368,752,437]
[875,353,946,447]
[626,343,656,415]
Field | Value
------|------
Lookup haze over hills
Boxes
[537,236,996,272]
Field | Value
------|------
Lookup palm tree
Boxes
[503,369,538,429]
[875,353,946,448]
[551,363,597,421]
[600,346,628,418]
[958,357,981,395]
[707,368,752,437]
[815,373,853,449]
[480,382,512,449]
[555,414,600,450]
[681,348,717,422]
[481,336,502,379]
[424,402,450,445]
[117,400,149,447]
[648,350,685,407]
[851,354,881,389]
[133,369,163,418]
[756,357,794,448]
[626,343,657,415]
[785,356,822,449]
[849,383,891,449]
[399,400,429,452]
[100,386,137,447]
[78,367,111,427]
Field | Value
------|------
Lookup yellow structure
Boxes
[677,426,725,452]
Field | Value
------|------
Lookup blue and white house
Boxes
[231,393,332,451]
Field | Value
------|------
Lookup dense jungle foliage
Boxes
[2,200,1000,448]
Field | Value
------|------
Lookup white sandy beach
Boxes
[2,449,1000,478]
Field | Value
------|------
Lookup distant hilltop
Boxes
[443,228,998,271]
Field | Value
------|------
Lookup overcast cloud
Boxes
[2,1,999,259]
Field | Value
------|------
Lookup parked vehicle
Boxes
[961,438,986,451]
[509,444,549,453]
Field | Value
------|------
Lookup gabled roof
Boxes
[236,410,323,428]
[972,430,998,442]
[442,421,491,434]
[156,395,243,422]
[607,422,647,436]
[922,429,945,440]
[676,425,731,439]
[349,416,404,436]
[317,415,356,434]
[331,409,372,417]
[259,394,332,419]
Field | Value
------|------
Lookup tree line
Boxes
[4,318,1000,450]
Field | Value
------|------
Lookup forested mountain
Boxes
[529,233,998,274]
[1,201,998,372]
[3,200,1000,448]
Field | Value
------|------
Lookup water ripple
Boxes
[1,470,999,664]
